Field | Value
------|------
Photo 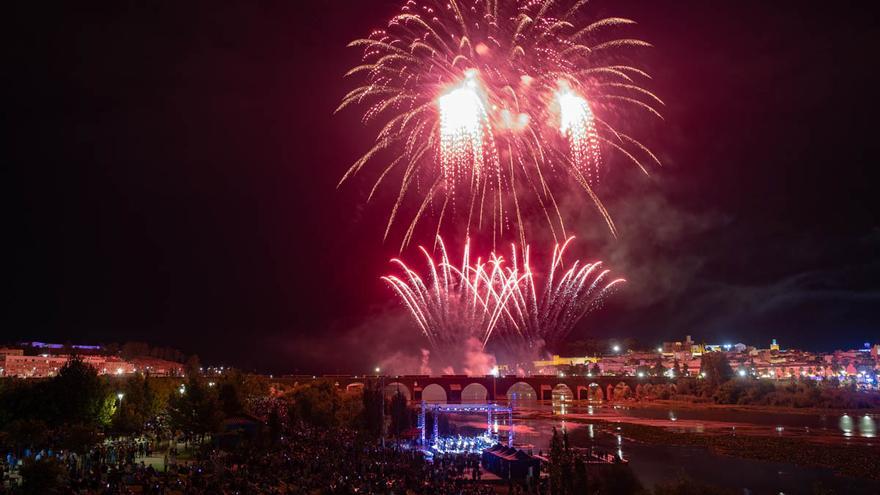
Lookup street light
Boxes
[612,345,621,353]
[117,392,125,401]
[375,366,385,448]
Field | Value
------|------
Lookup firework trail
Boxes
[338,0,662,248]
[497,236,626,355]
[381,237,524,358]
[383,236,624,362]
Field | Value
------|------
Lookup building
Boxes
[662,335,695,355]
[1,354,69,378]
[533,355,599,368]
[129,357,185,377]
[0,352,182,378]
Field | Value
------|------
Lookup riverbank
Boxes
[616,398,880,416]
[576,416,880,481]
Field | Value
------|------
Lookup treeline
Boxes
[669,354,880,409]
[0,362,415,461]
[0,358,271,458]
[284,380,414,440]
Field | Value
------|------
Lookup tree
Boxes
[168,375,221,438]
[58,424,100,456]
[548,427,579,494]
[700,353,733,391]
[142,375,169,419]
[336,389,365,428]
[185,355,202,376]
[549,427,565,495]
[389,391,410,436]
[287,380,341,428]
[652,358,666,377]
[219,370,269,415]
[218,382,245,417]
[51,357,111,427]
[573,457,588,494]
[360,381,383,439]
[112,374,150,434]
[267,405,282,446]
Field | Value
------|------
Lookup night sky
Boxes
[6,1,879,373]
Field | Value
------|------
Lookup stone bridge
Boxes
[278,374,671,403]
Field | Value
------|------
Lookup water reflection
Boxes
[839,414,853,437]
[551,386,572,415]
[859,414,876,437]
[471,403,880,493]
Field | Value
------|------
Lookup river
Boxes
[443,401,880,494]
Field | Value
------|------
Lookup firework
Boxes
[338,0,662,248]
[496,237,626,355]
[383,236,624,361]
[381,237,523,357]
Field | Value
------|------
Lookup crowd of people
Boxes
[1,425,531,494]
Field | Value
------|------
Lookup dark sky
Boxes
[5,1,879,373]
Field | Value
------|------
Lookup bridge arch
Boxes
[576,383,603,401]
[552,383,574,401]
[384,382,412,401]
[422,383,448,403]
[506,381,538,401]
[461,383,489,403]
[611,381,633,400]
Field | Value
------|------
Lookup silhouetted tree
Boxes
[168,375,221,439]
[389,391,410,436]
[360,381,382,439]
[652,358,666,377]
[700,353,733,391]
[218,382,245,417]
[287,380,340,428]
[51,357,112,427]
